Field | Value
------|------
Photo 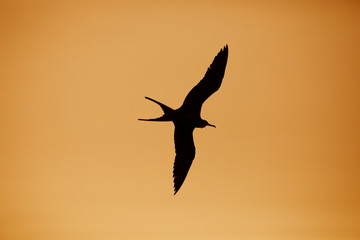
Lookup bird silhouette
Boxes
[139,45,228,194]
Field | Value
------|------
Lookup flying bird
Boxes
[139,45,228,194]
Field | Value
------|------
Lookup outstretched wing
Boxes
[173,123,196,194]
[180,45,228,115]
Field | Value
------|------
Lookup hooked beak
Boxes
[207,123,216,128]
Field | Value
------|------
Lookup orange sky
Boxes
[1,1,360,239]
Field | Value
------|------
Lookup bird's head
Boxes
[200,119,216,128]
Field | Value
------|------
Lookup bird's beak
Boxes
[207,123,216,128]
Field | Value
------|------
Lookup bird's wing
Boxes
[180,45,228,115]
[173,123,196,194]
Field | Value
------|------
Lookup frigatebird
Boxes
[139,45,228,194]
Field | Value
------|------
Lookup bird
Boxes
[139,45,228,194]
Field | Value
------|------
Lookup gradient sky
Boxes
[1,1,360,239]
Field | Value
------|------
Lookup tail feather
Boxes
[138,116,171,121]
[138,96,174,122]
[144,97,173,114]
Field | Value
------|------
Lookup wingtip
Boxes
[223,44,228,52]
[173,177,181,195]
[173,181,179,195]
[216,45,228,57]
[173,185,181,195]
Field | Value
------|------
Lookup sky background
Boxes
[1,0,360,239]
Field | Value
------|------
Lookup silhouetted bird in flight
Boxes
[139,45,228,194]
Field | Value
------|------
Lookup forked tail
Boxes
[138,97,175,122]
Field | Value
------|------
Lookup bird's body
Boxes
[139,45,228,194]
